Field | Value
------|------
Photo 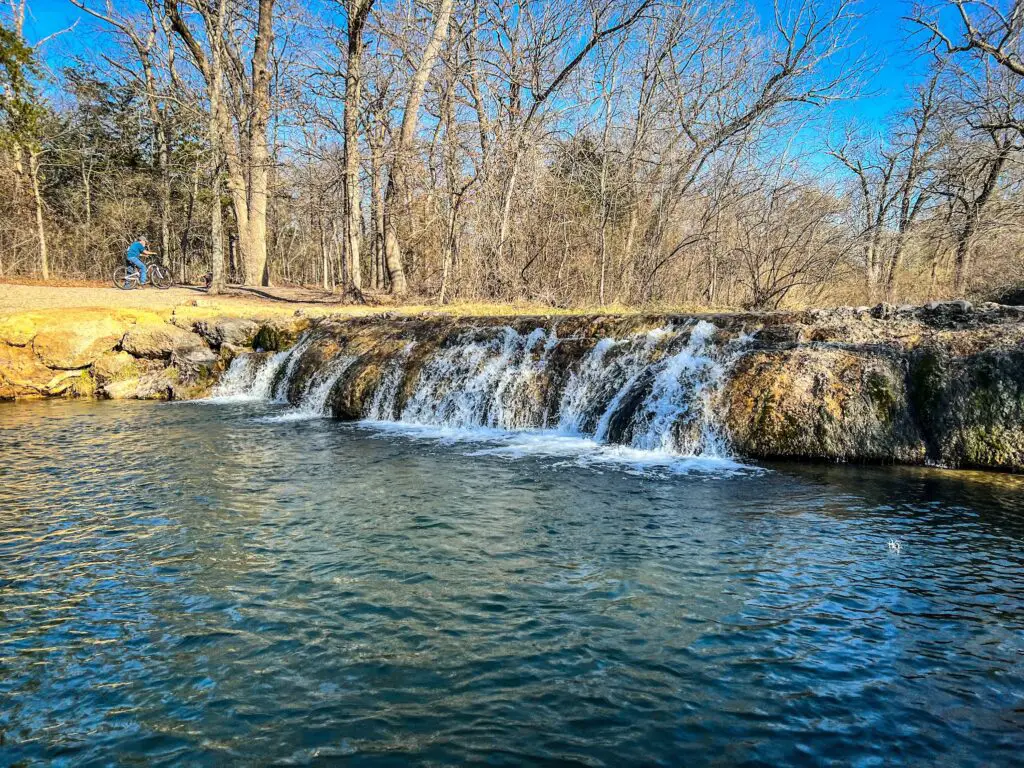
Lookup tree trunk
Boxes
[181,161,200,283]
[243,0,276,287]
[158,119,172,269]
[206,0,228,295]
[865,239,878,299]
[953,141,1010,295]
[343,0,373,291]
[28,149,49,280]
[382,0,455,296]
[320,220,331,290]
[209,165,225,295]
[367,122,387,291]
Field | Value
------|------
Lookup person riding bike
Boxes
[125,236,157,285]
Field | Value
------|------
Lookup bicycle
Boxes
[113,260,172,290]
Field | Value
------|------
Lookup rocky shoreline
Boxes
[2,301,1023,473]
[0,307,308,401]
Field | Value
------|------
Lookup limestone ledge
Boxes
[3,300,1024,473]
[286,300,1024,473]
[0,307,308,401]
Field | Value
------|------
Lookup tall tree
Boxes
[380,0,454,296]
[166,0,278,286]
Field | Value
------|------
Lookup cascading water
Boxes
[364,343,416,421]
[399,327,557,430]
[270,333,316,403]
[206,320,750,469]
[208,331,315,404]
[264,355,358,422]
[563,320,730,456]
[208,349,291,402]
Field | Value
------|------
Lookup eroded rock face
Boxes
[4,302,1024,473]
[0,312,42,346]
[121,324,208,358]
[909,347,1024,471]
[195,318,260,348]
[0,307,305,403]
[91,351,141,385]
[101,370,178,400]
[271,306,1024,473]
[724,348,926,463]
[0,343,54,398]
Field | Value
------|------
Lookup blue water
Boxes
[1,399,1023,766]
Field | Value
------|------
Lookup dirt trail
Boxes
[0,282,598,319]
[0,282,366,317]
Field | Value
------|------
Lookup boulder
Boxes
[33,315,127,369]
[195,318,260,348]
[45,370,94,397]
[754,324,803,344]
[91,351,140,384]
[171,346,219,383]
[0,343,53,398]
[101,369,178,400]
[909,346,1024,471]
[0,312,41,346]
[252,319,309,352]
[724,348,926,463]
[121,323,208,358]
[253,324,287,352]
[219,342,246,363]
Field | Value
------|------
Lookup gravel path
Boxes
[0,283,354,316]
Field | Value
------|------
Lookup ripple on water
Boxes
[1,399,1023,766]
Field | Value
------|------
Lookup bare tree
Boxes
[342,0,374,292]
[910,1,1024,76]
[166,0,278,286]
[829,73,942,299]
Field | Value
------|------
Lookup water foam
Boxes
[356,320,753,473]
[399,327,558,429]
[355,420,756,476]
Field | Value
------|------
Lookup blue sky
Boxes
[16,0,931,130]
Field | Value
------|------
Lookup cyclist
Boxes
[125,236,157,285]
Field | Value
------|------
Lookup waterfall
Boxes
[207,331,313,403]
[622,321,729,456]
[208,349,290,402]
[207,320,748,465]
[270,333,316,403]
[399,327,556,430]
[264,355,358,421]
[365,343,415,421]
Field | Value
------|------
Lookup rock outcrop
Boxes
[0,307,308,402]
[3,301,1023,473]
[121,323,208,359]
[253,303,1024,473]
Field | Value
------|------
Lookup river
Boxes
[1,398,1023,765]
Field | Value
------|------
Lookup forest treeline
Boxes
[0,0,1022,308]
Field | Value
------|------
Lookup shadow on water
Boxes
[1,399,1022,766]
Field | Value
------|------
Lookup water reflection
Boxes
[1,400,1022,766]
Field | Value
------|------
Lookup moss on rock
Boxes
[724,348,926,463]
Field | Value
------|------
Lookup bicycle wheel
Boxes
[113,265,139,290]
[149,263,172,290]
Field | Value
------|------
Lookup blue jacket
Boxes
[126,241,145,261]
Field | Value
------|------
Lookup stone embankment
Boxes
[2,299,1023,473]
[0,307,307,401]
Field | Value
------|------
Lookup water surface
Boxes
[2,400,1023,766]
